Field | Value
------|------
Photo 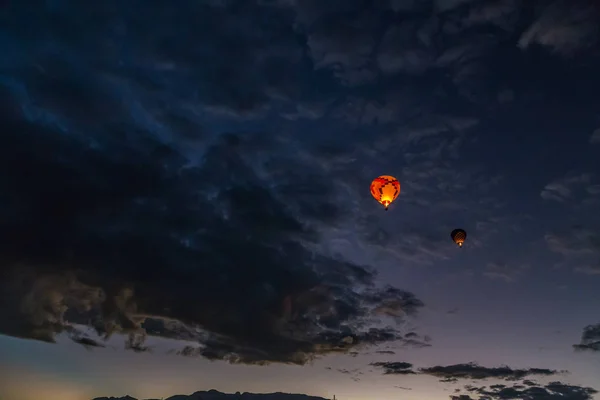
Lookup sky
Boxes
[1,0,600,400]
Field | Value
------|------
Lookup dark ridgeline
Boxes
[92,389,332,400]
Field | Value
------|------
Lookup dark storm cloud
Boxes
[1,0,600,369]
[573,323,600,352]
[3,0,600,126]
[451,381,598,400]
[0,81,426,365]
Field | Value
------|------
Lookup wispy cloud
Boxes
[483,262,530,283]
[541,174,593,203]
[590,128,600,144]
[545,226,600,275]
[518,0,600,55]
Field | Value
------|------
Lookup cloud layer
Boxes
[1,0,600,387]
[0,112,429,363]
[372,361,596,400]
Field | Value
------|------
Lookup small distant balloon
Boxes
[370,175,400,210]
[450,229,467,248]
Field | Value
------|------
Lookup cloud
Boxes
[419,363,560,382]
[545,226,600,275]
[371,361,562,383]
[518,0,600,55]
[0,0,599,373]
[2,0,599,129]
[0,102,429,365]
[451,381,598,400]
[540,174,595,203]
[573,323,600,352]
[483,262,530,282]
[371,360,595,400]
[591,128,600,144]
[370,361,416,375]
[542,176,600,274]
[302,7,380,87]
[541,182,574,202]
[372,361,596,400]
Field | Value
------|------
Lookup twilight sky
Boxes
[1,1,600,400]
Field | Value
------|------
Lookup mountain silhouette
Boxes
[92,389,331,400]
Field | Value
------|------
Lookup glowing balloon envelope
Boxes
[370,175,400,210]
[451,229,467,248]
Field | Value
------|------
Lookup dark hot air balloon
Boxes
[370,175,401,210]
[451,229,467,248]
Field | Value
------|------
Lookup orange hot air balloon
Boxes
[370,175,400,210]
[450,228,467,248]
